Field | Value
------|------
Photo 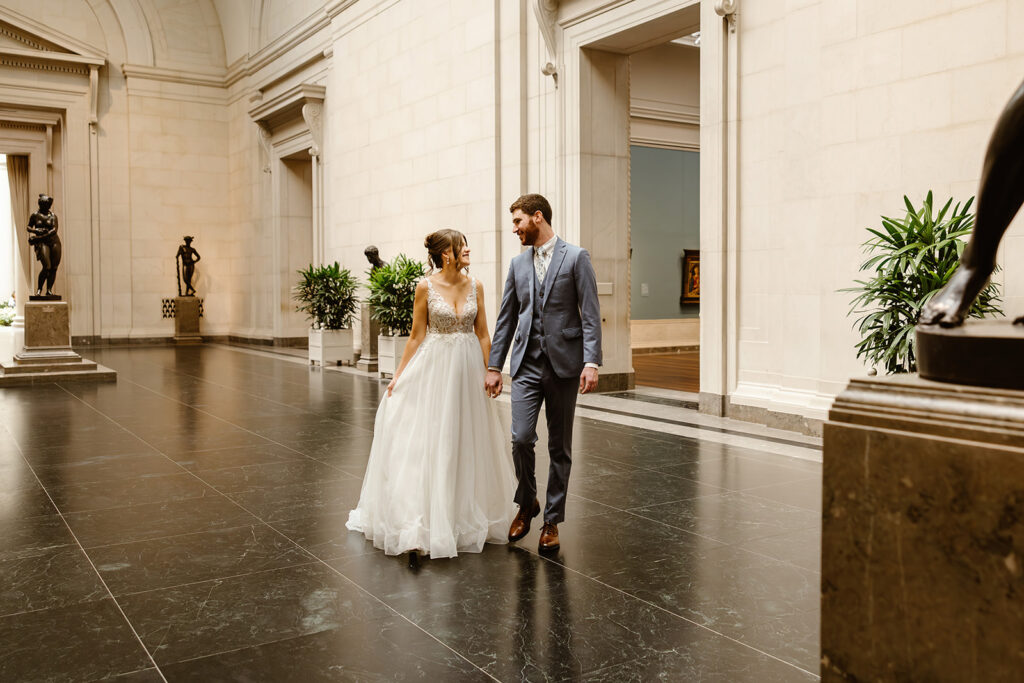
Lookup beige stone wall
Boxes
[731,0,1024,417]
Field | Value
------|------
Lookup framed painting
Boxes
[680,250,700,305]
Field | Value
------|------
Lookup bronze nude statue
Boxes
[920,78,1024,327]
[27,194,61,297]
[176,236,201,297]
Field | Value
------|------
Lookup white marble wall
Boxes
[731,0,1024,418]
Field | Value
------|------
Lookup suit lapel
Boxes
[542,238,566,309]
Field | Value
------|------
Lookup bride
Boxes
[346,229,516,558]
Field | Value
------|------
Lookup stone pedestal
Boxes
[356,304,379,372]
[0,301,116,385]
[822,374,1024,681]
[174,296,201,344]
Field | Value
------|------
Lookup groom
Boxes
[485,193,602,552]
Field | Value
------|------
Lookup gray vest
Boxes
[527,265,546,360]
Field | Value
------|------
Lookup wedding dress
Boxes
[346,276,516,557]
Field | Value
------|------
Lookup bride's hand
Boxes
[387,376,398,396]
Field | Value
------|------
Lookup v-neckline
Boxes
[430,277,472,317]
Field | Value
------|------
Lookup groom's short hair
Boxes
[510,194,552,226]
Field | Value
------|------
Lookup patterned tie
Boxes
[536,245,550,286]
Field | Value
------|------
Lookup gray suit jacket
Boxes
[489,238,602,379]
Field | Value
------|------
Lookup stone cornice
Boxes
[630,101,699,126]
[0,45,103,74]
[248,82,326,131]
[121,64,227,88]
[0,6,106,61]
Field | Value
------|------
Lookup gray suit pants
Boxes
[511,352,578,524]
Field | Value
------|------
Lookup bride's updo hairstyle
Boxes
[424,229,468,273]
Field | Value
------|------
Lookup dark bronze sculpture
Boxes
[365,245,385,272]
[176,236,201,297]
[27,194,61,298]
[920,78,1024,327]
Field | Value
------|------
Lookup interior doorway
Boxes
[570,2,702,396]
[275,151,314,343]
[628,37,700,394]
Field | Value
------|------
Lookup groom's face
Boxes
[511,209,541,246]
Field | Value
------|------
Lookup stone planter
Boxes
[309,328,354,366]
[378,334,409,378]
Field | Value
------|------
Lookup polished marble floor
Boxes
[0,345,822,681]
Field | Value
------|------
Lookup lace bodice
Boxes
[425,276,477,335]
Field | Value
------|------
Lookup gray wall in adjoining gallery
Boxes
[630,145,700,320]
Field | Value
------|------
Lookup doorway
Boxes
[275,152,314,343]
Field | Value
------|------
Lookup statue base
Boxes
[356,303,379,373]
[29,294,61,301]
[0,301,116,385]
[822,374,1024,681]
[916,319,1024,390]
[174,296,201,344]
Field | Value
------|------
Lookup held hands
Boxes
[484,369,503,398]
[579,367,598,394]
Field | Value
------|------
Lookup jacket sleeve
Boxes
[574,248,602,367]
[488,260,519,369]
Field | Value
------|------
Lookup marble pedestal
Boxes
[822,374,1024,681]
[356,304,379,372]
[0,301,116,385]
[175,296,201,344]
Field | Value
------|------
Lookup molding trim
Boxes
[630,100,699,125]
[121,63,227,88]
[730,380,835,422]
[630,135,699,151]
[0,46,101,74]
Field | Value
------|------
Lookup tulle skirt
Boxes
[346,332,516,558]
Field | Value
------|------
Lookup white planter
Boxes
[378,334,409,378]
[308,328,354,366]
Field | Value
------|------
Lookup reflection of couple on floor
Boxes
[347,193,602,558]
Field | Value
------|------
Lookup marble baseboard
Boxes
[596,371,634,392]
[698,392,823,438]
[631,345,700,355]
[822,374,1024,681]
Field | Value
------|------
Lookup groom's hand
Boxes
[579,367,598,394]
[485,369,503,398]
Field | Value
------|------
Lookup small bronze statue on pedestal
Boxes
[176,236,201,297]
[27,194,61,299]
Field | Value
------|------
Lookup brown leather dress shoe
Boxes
[508,499,540,542]
[538,522,559,552]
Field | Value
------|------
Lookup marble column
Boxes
[822,374,1024,681]
[356,303,379,372]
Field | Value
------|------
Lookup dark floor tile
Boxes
[157,615,489,682]
[225,478,364,523]
[31,451,184,488]
[46,472,215,514]
[740,526,822,573]
[0,513,75,561]
[745,477,823,513]
[107,668,165,682]
[144,428,272,456]
[581,650,817,682]
[0,458,47,492]
[0,547,107,617]
[196,458,353,494]
[657,456,817,492]
[0,598,152,682]
[272,511,379,561]
[0,484,58,518]
[571,468,724,510]
[64,494,257,548]
[170,442,310,472]
[18,438,161,464]
[88,524,313,595]
[120,563,392,665]
[629,491,820,545]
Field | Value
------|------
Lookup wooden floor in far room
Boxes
[632,351,699,393]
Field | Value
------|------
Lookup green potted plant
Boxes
[366,253,427,377]
[843,192,1003,374]
[294,262,360,366]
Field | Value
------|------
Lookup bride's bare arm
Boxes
[387,280,429,395]
[473,279,491,369]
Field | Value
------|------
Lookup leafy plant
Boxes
[367,254,427,336]
[842,191,1003,374]
[293,262,359,330]
[0,296,13,327]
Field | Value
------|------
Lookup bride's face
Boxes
[455,243,470,268]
